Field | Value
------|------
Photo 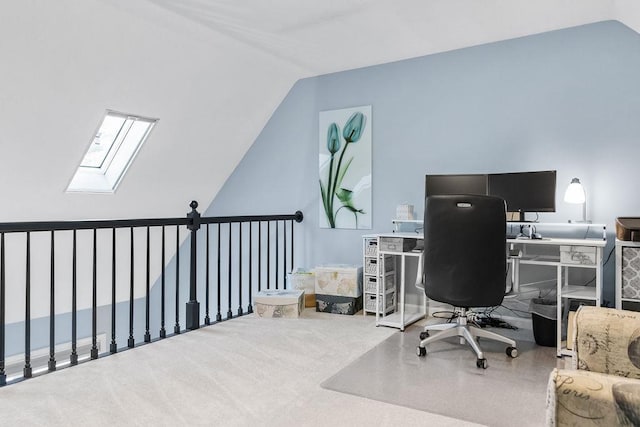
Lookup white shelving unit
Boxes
[615,239,640,310]
[362,236,396,316]
[363,233,426,331]
[376,244,425,331]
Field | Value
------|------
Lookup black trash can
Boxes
[529,298,557,347]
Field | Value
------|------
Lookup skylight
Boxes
[67,111,157,193]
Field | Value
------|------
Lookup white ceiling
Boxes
[0,0,637,221]
[141,0,616,76]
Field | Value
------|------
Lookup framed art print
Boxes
[319,105,372,229]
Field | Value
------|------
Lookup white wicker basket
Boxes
[364,273,395,293]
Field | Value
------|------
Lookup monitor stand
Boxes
[507,211,529,222]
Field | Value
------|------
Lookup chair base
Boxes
[417,309,517,365]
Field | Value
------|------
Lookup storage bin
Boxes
[560,246,596,265]
[364,256,393,275]
[364,273,395,293]
[379,237,417,253]
[364,293,395,314]
[364,239,378,257]
[314,265,362,297]
[315,294,362,315]
[254,290,305,318]
[288,270,316,308]
[616,217,640,241]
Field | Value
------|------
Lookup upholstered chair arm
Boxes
[547,368,640,426]
[572,306,640,378]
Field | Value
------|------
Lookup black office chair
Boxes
[416,194,518,369]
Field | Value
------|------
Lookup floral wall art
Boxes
[319,106,372,229]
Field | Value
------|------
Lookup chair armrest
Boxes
[547,368,640,426]
[573,306,640,378]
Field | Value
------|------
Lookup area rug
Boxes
[322,322,561,427]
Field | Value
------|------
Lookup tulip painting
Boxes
[319,106,372,229]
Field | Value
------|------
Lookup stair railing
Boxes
[0,202,303,386]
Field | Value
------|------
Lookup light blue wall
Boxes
[208,20,640,304]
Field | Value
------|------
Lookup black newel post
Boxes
[186,201,201,330]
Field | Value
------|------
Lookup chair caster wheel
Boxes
[506,346,518,358]
[419,331,429,340]
[476,358,488,369]
[417,346,426,357]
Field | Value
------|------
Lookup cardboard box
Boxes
[396,204,414,220]
[314,265,362,297]
[315,294,362,315]
[254,289,304,318]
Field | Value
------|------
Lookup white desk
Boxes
[507,237,606,357]
[363,230,607,356]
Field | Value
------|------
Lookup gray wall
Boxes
[208,21,640,305]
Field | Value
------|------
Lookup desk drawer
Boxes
[560,246,596,265]
[364,293,395,314]
[364,256,393,275]
[364,239,378,256]
[364,273,395,293]
[379,237,417,253]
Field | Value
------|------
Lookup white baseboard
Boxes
[4,334,107,380]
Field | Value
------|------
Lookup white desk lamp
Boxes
[564,177,589,223]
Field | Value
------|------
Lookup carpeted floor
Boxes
[322,319,563,427]
[0,310,481,427]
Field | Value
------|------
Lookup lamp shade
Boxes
[564,178,586,204]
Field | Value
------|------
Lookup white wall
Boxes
[615,0,640,32]
[0,0,302,222]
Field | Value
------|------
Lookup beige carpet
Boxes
[0,310,480,427]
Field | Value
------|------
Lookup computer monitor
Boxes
[488,170,556,221]
[424,174,488,197]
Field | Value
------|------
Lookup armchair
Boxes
[547,306,640,426]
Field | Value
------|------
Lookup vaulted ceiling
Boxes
[1,0,638,221]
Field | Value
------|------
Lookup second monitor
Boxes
[488,171,556,221]
[424,173,488,197]
[425,170,557,222]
